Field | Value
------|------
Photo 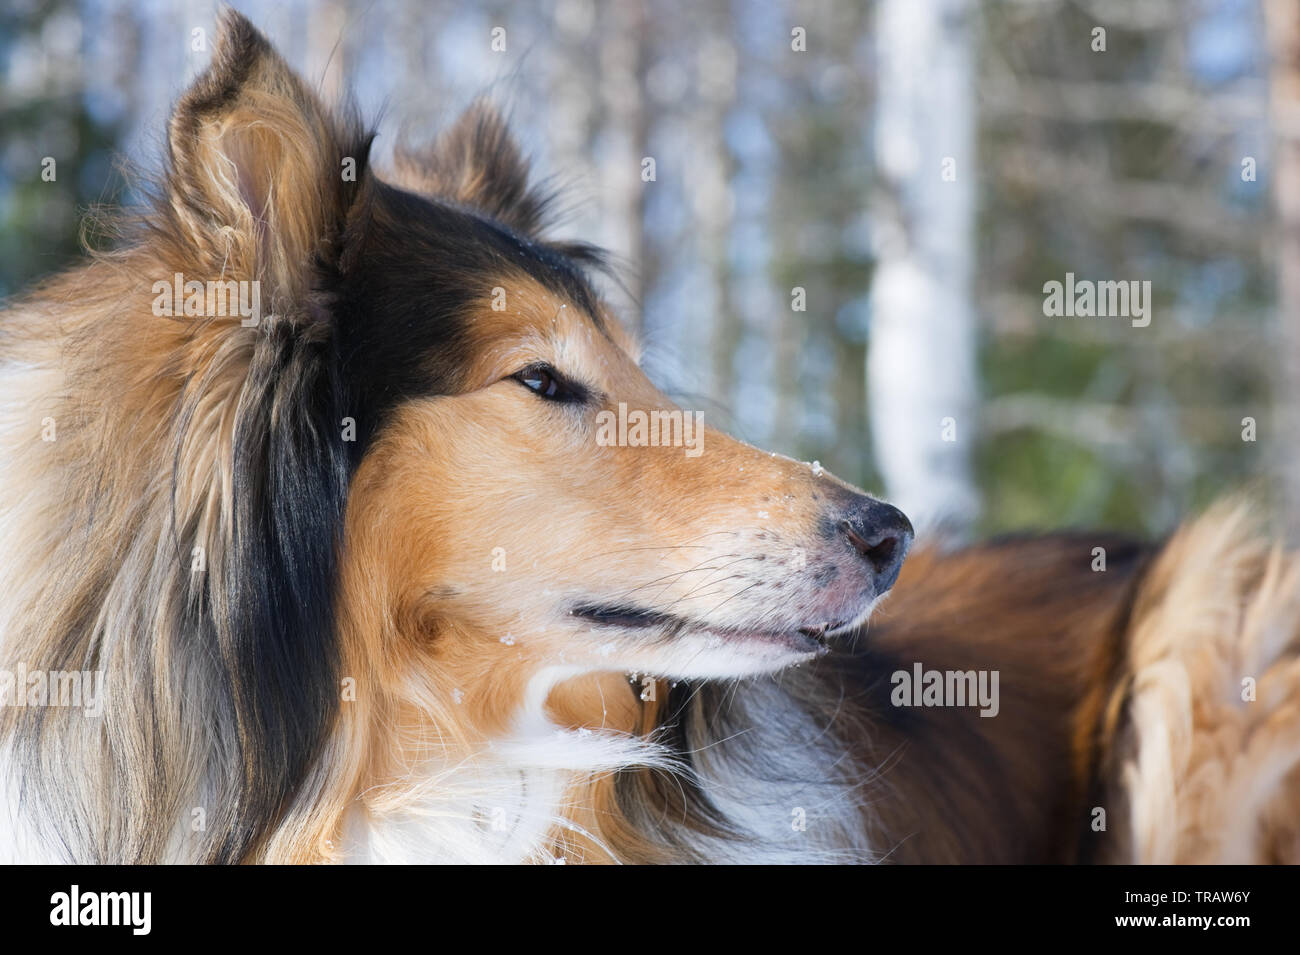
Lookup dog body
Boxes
[3,12,1300,865]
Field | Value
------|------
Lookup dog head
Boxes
[2,9,914,863]
[156,11,911,691]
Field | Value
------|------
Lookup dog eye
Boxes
[514,364,573,401]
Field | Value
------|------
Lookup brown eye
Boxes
[515,364,567,400]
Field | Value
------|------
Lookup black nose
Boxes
[839,500,913,594]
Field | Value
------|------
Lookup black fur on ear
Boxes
[160,9,368,862]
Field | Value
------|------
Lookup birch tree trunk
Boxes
[1265,0,1300,541]
[868,0,979,533]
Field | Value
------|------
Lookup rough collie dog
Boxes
[2,11,1299,865]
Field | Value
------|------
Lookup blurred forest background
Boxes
[1,0,1294,538]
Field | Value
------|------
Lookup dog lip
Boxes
[746,627,830,657]
[573,602,837,654]
[571,604,675,629]
[797,620,845,640]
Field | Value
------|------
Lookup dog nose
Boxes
[839,500,913,594]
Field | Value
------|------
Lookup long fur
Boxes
[0,10,372,863]
[1098,501,1300,863]
[3,10,1299,865]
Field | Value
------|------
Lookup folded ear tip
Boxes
[214,6,269,55]
[212,7,274,75]
[173,10,281,133]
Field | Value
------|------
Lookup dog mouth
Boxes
[571,603,849,655]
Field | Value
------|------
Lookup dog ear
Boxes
[392,101,550,236]
[161,8,370,306]
[148,12,369,859]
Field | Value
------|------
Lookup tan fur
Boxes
[391,102,553,235]
[0,9,371,863]
[312,279,876,861]
[7,10,1297,866]
[4,11,874,863]
[1104,501,1300,863]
